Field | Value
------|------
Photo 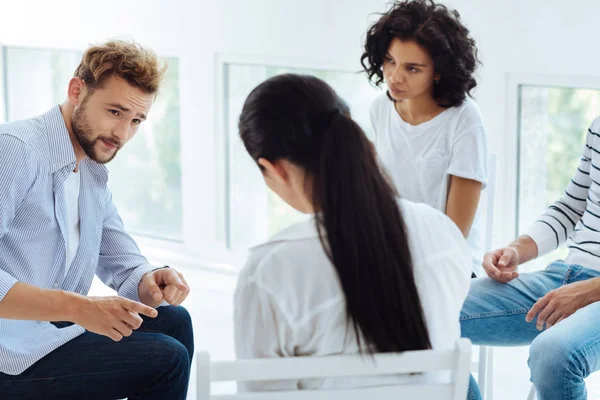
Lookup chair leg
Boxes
[527,383,536,400]
[196,353,211,400]
[478,346,487,399]
[485,348,493,400]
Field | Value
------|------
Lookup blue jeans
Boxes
[461,262,600,400]
[0,305,194,399]
[468,374,482,400]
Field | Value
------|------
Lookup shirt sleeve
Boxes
[369,95,389,148]
[234,257,298,392]
[369,99,378,145]
[95,188,155,303]
[523,121,595,256]
[447,123,488,187]
[0,135,36,302]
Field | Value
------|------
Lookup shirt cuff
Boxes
[523,221,558,257]
[0,271,18,302]
[117,264,154,304]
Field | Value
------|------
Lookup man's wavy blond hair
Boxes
[74,40,167,94]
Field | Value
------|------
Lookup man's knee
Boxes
[154,335,191,374]
[157,305,192,326]
[461,277,499,317]
[529,328,582,382]
[130,334,191,396]
[157,305,194,357]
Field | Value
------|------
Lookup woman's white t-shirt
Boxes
[234,199,471,391]
[370,94,488,273]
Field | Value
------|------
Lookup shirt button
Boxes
[53,283,59,289]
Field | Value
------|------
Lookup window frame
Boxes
[0,43,207,268]
[508,73,600,244]
[215,53,380,251]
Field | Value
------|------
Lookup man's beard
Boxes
[71,102,120,164]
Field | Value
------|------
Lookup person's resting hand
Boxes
[482,246,520,283]
[138,267,190,308]
[526,278,600,330]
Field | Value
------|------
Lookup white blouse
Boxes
[234,199,472,391]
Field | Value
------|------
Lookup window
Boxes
[223,62,381,249]
[3,46,182,240]
[517,85,600,271]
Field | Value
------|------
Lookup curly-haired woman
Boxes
[362,0,488,276]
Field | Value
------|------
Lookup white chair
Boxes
[471,153,497,400]
[474,346,494,400]
[474,153,538,400]
[527,384,537,400]
[196,338,472,400]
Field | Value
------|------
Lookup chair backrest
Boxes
[484,153,497,253]
[473,153,497,400]
[472,153,498,276]
[196,338,472,400]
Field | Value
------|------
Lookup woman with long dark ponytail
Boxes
[234,74,471,391]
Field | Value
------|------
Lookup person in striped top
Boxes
[0,41,193,399]
[461,117,600,399]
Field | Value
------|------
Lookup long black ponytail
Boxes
[238,74,431,353]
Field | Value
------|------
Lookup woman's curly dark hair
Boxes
[361,0,480,108]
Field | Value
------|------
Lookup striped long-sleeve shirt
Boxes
[0,106,155,375]
[525,117,600,269]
